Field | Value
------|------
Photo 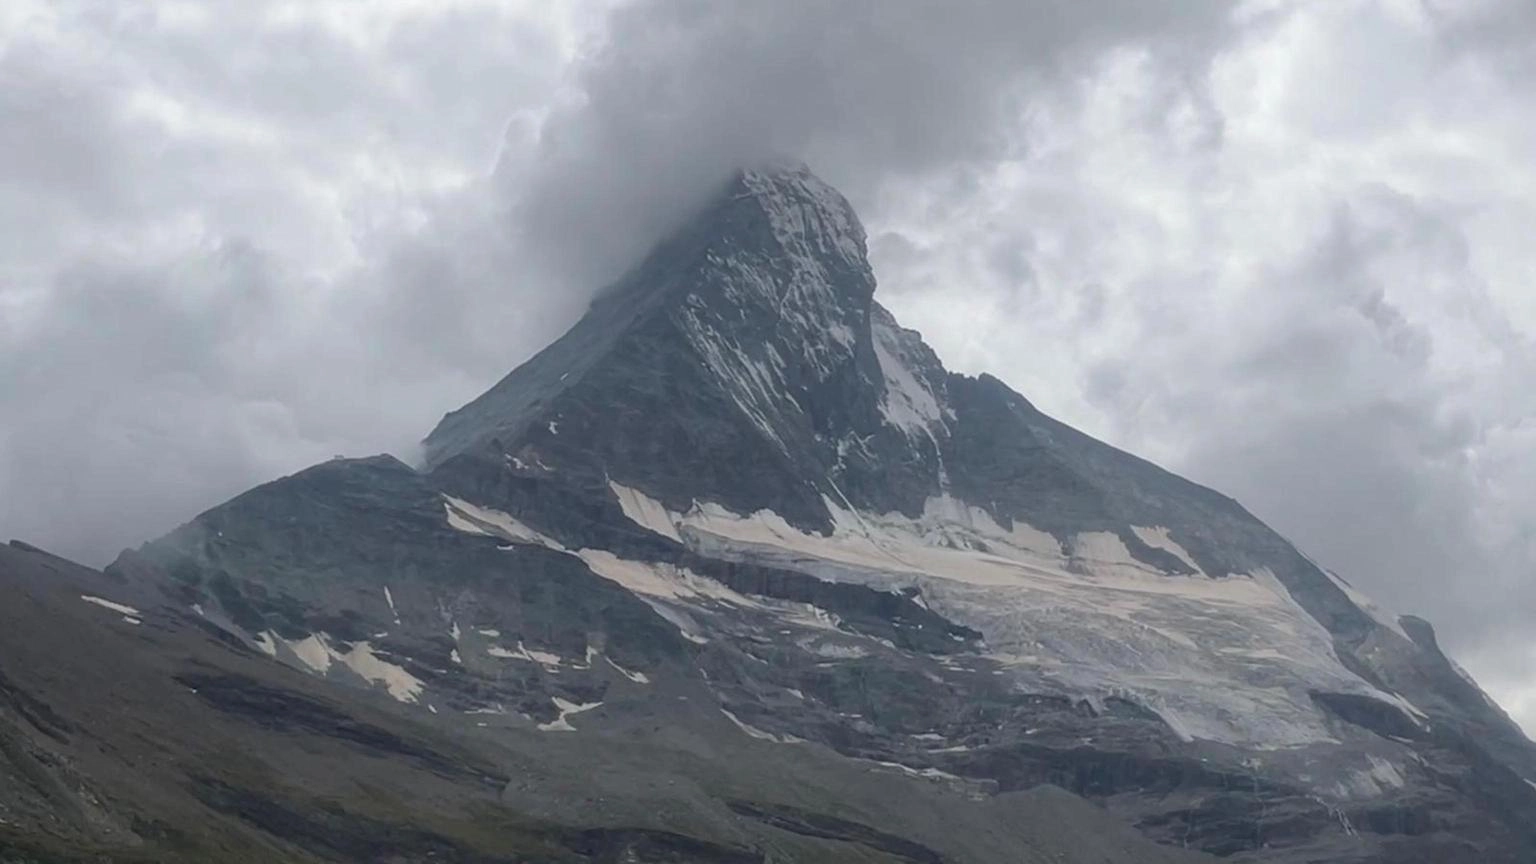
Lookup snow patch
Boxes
[1323,568,1408,640]
[606,656,651,684]
[1334,755,1409,799]
[81,595,139,617]
[798,637,869,659]
[663,494,1399,749]
[1367,755,1405,789]
[861,758,963,783]
[383,586,400,623]
[334,640,425,704]
[577,549,754,606]
[538,697,601,732]
[610,482,684,543]
[286,634,333,673]
[258,630,423,704]
[487,641,564,666]
[443,496,564,550]
[721,708,804,744]
[627,595,714,645]
[1130,526,1204,574]
[872,314,945,439]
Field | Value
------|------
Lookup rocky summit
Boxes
[4,164,1535,864]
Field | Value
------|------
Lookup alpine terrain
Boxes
[4,164,1534,864]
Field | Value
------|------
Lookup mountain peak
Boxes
[731,160,868,272]
[422,163,880,479]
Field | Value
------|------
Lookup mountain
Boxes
[4,164,1535,863]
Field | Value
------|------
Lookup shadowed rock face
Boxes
[5,165,1535,864]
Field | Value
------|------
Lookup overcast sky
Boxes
[1,0,1532,732]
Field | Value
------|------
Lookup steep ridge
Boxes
[12,163,1529,862]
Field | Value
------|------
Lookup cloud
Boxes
[511,0,1236,291]
[0,1,589,564]
[1,0,1533,734]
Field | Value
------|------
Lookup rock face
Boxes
[6,164,1536,863]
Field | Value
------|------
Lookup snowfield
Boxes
[599,484,1423,751]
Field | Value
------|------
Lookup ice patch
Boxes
[872,313,945,439]
[1323,567,1408,640]
[334,640,425,704]
[1376,690,1429,725]
[1219,647,1291,661]
[1130,526,1204,574]
[610,482,684,543]
[796,603,843,632]
[577,550,753,606]
[259,630,423,704]
[538,697,601,732]
[799,639,869,659]
[1367,755,1405,788]
[721,708,804,744]
[606,656,650,684]
[443,496,564,550]
[861,758,963,783]
[81,595,140,617]
[122,616,141,625]
[444,503,490,536]
[661,494,1400,749]
[487,641,564,666]
[286,634,333,673]
[1334,755,1408,799]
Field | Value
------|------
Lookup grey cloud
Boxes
[0,244,299,564]
[0,2,582,565]
[511,0,1236,292]
[1081,185,1529,674]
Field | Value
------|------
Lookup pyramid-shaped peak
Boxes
[728,161,868,273]
[422,161,880,474]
